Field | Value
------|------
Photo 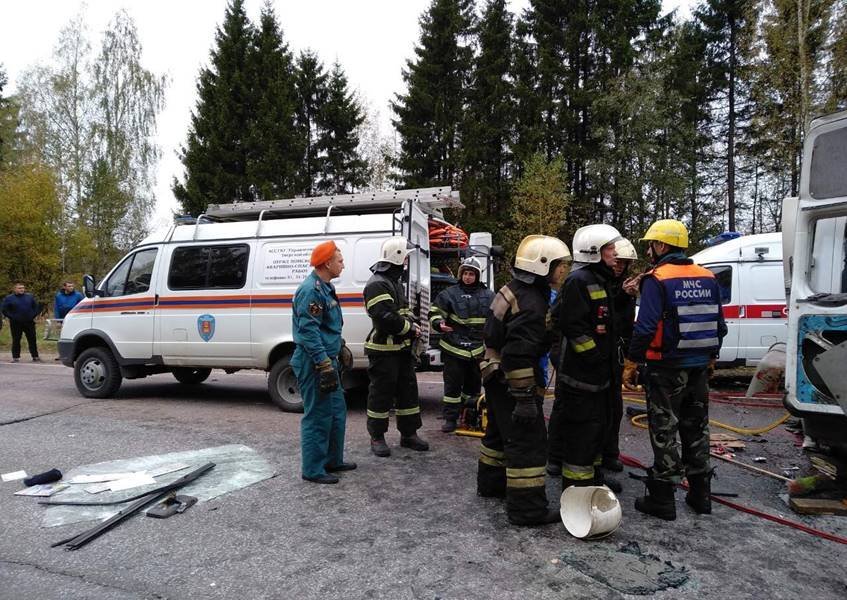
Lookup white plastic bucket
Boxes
[560,485,622,539]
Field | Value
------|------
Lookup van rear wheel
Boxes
[268,354,304,413]
[172,368,212,385]
[74,347,122,398]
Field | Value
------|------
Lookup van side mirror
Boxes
[83,274,97,298]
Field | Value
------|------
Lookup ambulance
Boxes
[58,188,497,412]
[691,232,787,366]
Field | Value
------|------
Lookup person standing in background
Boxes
[54,281,84,319]
[2,283,41,363]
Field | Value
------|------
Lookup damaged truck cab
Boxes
[783,109,847,449]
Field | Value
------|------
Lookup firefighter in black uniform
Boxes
[548,224,623,491]
[364,236,429,457]
[477,235,571,526]
[430,257,495,432]
[603,238,639,472]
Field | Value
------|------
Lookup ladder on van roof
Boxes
[203,187,463,221]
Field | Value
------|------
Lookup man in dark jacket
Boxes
[477,235,571,526]
[625,219,727,520]
[2,283,41,362]
[430,257,494,432]
[603,238,639,472]
[54,281,84,319]
[363,236,429,457]
[548,224,623,493]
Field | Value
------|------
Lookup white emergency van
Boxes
[58,188,497,412]
[691,232,787,366]
[782,109,847,448]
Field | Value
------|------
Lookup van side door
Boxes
[704,264,739,364]
[92,247,159,360]
[157,243,253,365]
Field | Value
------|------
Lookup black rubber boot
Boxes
[508,509,561,526]
[400,434,430,451]
[685,472,713,515]
[441,419,457,433]
[634,478,676,521]
[370,437,391,457]
[595,470,622,494]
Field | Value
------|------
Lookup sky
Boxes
[0,0,692,230]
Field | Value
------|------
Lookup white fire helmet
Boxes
[514,235,572,276]
[379,236,414,266]
[614,238,638,261]
[572,224,623,263]
[458,257,483,279]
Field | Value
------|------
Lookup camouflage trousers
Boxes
[644,365,711,483]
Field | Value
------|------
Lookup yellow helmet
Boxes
[514,235,572,276]
[641,219,689,249]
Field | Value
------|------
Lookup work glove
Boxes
[707,358,716,379]
[317,358,339,394]
[510,386,538,425]
[622,359,640,391]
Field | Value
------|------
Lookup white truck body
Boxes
[691,233,787,366]
[58,188,494,411]
[782,109,847,447]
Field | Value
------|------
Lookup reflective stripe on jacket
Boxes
[429,282,494,360]
[363,270,414,354]
[630,255,727,366]
[554,263,616,389]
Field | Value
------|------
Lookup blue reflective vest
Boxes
[646,262,721,362]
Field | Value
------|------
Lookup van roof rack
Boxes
[204,187,462,221]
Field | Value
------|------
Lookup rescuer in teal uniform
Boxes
[292,241,356,484]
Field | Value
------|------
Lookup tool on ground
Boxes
[24,468,62,487]
[146,493,198,518]
[455,393,487,438]
[709,452,791,482]
[51,462,214,550]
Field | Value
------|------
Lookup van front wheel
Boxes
[268,355,304,413]
[172,368,212,385]
[74,347,122,398]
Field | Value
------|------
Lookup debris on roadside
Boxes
[36,444,275,528]
[14,483,69,497]
[1,470,28,482]
[23,469,63,487]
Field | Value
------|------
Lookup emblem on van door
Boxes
[197,314,216,342]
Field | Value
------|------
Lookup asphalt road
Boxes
[0,361,845,600]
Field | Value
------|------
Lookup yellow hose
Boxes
[629,409,791,435]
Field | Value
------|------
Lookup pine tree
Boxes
[295,50,328,197]
[316,62,366,194]
[246,1,301,200]
[824,1,847,112]
[696,0,759,232]
[748,0,834,201]
[460,0,514,230]
[526,0,662,223]
[173,0,254,215]
[392,0,475,188]
[510,16,543,175]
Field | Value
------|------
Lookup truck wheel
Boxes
[74,347,122,398]
[268,354,304,413]
[172,368,212,385]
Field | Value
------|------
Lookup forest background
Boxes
[0,0,845,302]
